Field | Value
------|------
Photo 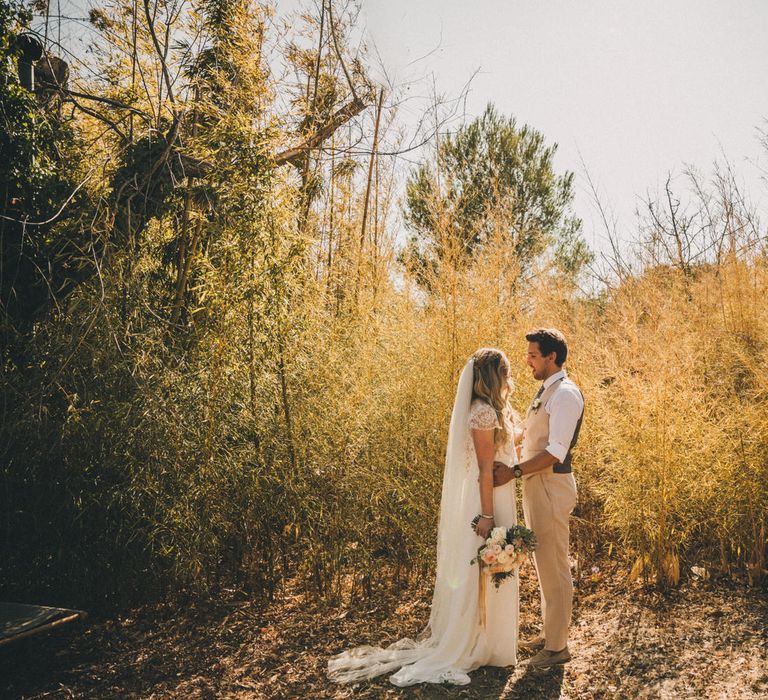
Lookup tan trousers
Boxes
[522,471,578,651]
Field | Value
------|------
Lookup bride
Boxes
[327,348,521,686]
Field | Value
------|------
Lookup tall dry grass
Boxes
[3,0,766,610]
[7,170,766,608]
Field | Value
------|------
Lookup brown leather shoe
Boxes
[528,646,571,668]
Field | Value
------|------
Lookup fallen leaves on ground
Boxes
[2,563,766,699]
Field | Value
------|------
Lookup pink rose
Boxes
[491,544,502,555]
[482,551,497,565]
[504,544,515,555]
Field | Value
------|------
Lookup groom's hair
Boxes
[526,328,568,366]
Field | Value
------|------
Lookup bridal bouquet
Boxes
[471,524,537,589]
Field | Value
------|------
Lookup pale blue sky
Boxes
[353,0,768,255]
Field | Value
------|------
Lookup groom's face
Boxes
[526,342,555,381]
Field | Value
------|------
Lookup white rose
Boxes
[497,551,510,565]
[491,527,507,543]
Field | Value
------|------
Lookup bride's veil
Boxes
[328,358,485,687]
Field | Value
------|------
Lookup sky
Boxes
[344,0,768,256]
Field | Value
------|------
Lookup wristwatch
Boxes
[513,465,523,479]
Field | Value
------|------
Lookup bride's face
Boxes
[500,366,511,400]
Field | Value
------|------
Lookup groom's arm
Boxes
[494,388,583,486]
[493,450,559,486]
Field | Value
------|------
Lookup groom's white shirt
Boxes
[537,369,584,463]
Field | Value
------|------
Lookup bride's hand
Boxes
[474,515,495,539]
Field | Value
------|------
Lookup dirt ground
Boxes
[2,562,767,699]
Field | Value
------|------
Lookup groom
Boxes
[493,328,584,669]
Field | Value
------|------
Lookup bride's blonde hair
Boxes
[471,347,515,448]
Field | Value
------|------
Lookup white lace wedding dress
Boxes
[327,359,519,687]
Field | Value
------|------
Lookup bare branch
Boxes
[326,0,359,102]
[275,96,367,167]
[143,0,177,112]
[62,87,153,124]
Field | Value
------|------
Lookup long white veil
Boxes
[327,358,488,686]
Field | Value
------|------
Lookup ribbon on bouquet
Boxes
[478,554,527,628]
[478,564,488,627]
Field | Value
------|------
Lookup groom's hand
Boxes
[493,461,514,487]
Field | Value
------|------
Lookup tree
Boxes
[402,103,590,284]
[0,2,90,342]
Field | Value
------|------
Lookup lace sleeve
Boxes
[468,401,500,430]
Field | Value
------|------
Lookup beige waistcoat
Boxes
[521,378,583,477]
